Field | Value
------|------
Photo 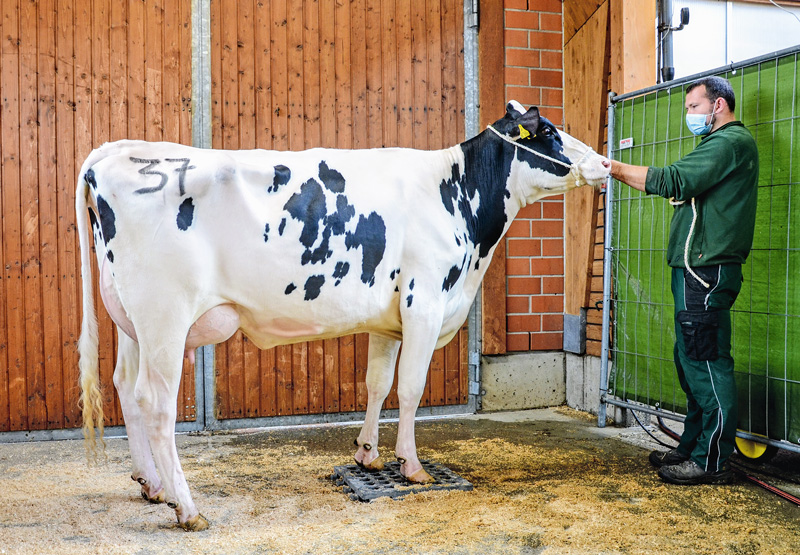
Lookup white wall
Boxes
[668,0,800,79]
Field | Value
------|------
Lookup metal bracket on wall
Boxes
[467,0,479,29]
[563,310,587,355]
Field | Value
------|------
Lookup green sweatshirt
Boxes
[645,121,759,268]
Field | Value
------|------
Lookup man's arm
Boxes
[610,160,649,192]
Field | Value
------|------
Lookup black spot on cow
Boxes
[107,250,114,263]
[279,218,286,235]
[345,212,386,287]
[326,194,355,235]
[442,253,468,292]
[442,265,462,292]
[302,194,356,266]
[409,279,415,290]
[390,268,401,280]
[406,294,413,307]
[263,222,270,243]
[454,234,461,246]
[177,197,195,231]
[304,275,325,301]
[285,283,297,295]
[318,161,346,193]
[284,178,327,253]
[451,133,511,261]
[302,226,333,265]
[84,168,97,190]
[96,195,116,244]
[269,165,291,193]
[438,163,462,216]
[333,261,350,286]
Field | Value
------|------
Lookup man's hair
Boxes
[687,76,736,112]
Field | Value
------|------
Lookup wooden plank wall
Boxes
[563,2,609,320]
[210,0,468,420]
[585,0,655,357]
[0,0,194,432]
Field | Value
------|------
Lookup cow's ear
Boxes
[517,107,540,133]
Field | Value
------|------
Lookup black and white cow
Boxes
[77,101,610,530]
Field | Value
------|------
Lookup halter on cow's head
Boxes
[488,101,610,201]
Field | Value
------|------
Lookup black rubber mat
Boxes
[331,460,473,502]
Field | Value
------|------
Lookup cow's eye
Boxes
[541,127,552,137]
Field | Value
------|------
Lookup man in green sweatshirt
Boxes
[610,76,759,485]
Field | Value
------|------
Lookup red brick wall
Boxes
[503,0,565,351]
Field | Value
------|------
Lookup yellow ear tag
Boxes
[518,124,531,139]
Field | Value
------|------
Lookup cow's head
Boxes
[490,101,610,201]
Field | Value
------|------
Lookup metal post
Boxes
[598,92,617,428]
[191,0,212,149]
[192,0,213,430]
[464,0,481,410]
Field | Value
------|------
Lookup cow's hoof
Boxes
[356,455,385,471]
[141,488,165,504]
[180,513,210,532]
[405,467,434,484]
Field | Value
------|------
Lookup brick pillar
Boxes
[503,0,564,351]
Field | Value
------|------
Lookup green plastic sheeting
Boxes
[608,51,800,446]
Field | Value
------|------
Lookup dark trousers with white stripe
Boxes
[671,264,742,473]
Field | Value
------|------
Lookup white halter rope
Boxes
[669,197,710,288]
[486,124,595,187]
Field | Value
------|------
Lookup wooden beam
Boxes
[609,0,656,96]
[563,0,603,45]
[478,0,507,355]
[563,1,609,316]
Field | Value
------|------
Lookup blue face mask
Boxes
[685,112,713,135]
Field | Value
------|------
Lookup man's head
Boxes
[684,76,736,135]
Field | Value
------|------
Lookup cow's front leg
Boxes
[394,324,439,484]
[136,337,208,531]
[354,335,401,470]
[113,330,165,503]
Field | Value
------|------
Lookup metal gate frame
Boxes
[599,44,800,456]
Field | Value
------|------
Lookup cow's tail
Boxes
[76,150,106,462]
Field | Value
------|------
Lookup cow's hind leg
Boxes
[136,333,208,531]
[394,323,440,484]
[113,330,165,503]
[354,335,401,470]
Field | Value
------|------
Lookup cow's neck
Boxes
[456,133,524,264]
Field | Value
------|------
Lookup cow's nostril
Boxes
[602,159,611,169]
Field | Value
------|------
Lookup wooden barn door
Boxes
[0,0,196,433]
[209,0,469,421]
